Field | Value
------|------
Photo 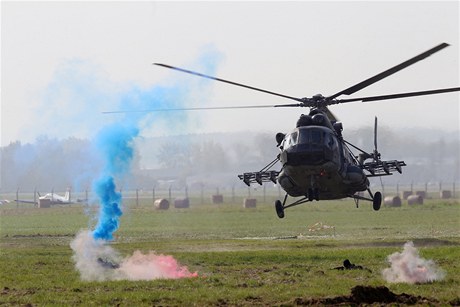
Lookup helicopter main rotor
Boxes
[103,43,460,116]
[153,43,459,111]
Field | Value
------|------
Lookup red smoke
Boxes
[118,251,198,280]
[70,231,197,281]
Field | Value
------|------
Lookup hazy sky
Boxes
[2,1,459,146]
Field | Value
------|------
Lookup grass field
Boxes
[1,198,459,306]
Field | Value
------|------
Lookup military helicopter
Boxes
[110,43,460,218]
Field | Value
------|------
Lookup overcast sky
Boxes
[2,1,459,146]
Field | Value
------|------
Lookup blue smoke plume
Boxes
[91,124,139,241]
[89,47,223,241]
[92,176,123,240]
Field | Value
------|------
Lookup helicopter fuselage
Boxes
[277,123,369,199]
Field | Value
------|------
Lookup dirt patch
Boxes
[292,285,439,305]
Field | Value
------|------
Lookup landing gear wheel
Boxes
[373,191,382,211]
[275,200,285,219]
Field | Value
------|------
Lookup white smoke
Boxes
[382,241,445,284]
[70,230,198,281]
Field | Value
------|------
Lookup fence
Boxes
[4,181,458,209]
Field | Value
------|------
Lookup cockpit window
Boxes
[327,134,336,148]
[283,131,298,149]
[297,130,309,144]
[297,128,323,145]
[289,131,298,147]
[311,130,322,144]
[295,127,337,148]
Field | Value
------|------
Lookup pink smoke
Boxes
[382,241,445,284]
[70,231,197,281]
[119,251,198,280]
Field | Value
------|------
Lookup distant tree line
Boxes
[1,128,458,193]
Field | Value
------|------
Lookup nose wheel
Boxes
[274,192,317,219]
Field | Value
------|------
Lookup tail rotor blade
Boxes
[373,116,380,161]
[374,116,378,152]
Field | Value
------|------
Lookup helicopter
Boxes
[109,43,460,218]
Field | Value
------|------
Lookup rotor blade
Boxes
[102,104,293,114]
[275,103,304,108]
[154,63,305,103]
[102,102,309,114]
[327,43,450,100]
[336,87,460,103]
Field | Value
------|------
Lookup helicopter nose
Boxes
[285,145,329,166]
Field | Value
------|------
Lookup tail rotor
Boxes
[372,117,381,162]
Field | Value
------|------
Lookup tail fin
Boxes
[64,189,71,202]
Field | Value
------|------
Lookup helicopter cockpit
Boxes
[280,126,340,167]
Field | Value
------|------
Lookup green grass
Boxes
[1,199,459,305]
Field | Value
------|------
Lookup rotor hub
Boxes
[301,94,331,109]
